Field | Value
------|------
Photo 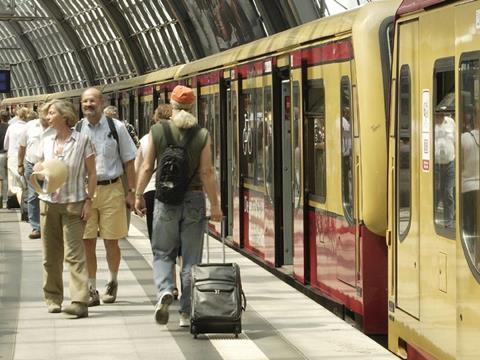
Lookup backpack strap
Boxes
[75,119,83,133]
[106,116,125,170]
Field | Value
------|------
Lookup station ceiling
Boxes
[0,0,365,98]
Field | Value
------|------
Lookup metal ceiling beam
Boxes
[161,0,205,60]
[251,1,291,34]
[96,0,147,75]
[6,21,52,92]
[38,0,95,86]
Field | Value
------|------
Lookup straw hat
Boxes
[30,159,68,195]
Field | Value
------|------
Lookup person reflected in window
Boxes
[434,111,456,229]
[461,107,479,264]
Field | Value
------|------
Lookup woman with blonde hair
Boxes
[34,99,96,318]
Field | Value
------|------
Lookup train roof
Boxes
[397,0,447,16]
[177,0,399,78]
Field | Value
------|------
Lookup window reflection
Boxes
[434,58,456,233]
[460,56,480,274]
[341,76,354,222]
[397,65,412,238]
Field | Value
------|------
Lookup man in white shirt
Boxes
[3,107,28,205]
[434,112,456,229]
[18,105,55,239]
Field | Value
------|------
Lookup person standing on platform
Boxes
[77,88,137,307]
[34,99,96,318]
[0,110,9,207]
[104,105,140,148]
[135,85,222,327]
[3,107,28,208]
[18,105,56,239]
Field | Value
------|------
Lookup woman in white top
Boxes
[135,103,171,240]
[34,100,96,318]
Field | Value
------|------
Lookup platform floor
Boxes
[0,208,396,360]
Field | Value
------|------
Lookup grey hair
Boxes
[45,99,78,127]
[170,99,193,111]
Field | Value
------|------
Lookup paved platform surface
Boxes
[0,208,397,360]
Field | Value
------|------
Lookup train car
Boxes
[387,0,480,358]
[175,0,398,334]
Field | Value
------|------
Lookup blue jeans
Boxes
[25,161,40,232]
[151,192,206,314]
[435,161,455,228]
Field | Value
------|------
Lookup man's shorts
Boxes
[83,180,128,240]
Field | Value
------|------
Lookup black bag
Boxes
[190,219,246,338]
[6,194,20,209]
[155,121,199,205]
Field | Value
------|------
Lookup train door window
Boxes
[397,65,412,240]
[242,89,254,180]
[459,54,480,279]
[433,57,456,236]
[341,76,354,222]
[214,93,221,185]
[264,86,273,198]
[292,81,301,205]
[255,87,264,185]
[306,79,326,201]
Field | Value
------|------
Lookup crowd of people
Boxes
[0,85,222,325]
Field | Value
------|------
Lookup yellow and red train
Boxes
[3,0,480,358]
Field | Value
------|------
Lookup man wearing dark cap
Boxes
[135,85,222,327]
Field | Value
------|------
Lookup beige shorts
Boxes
[83,180,128,240]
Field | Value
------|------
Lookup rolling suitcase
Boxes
[190,218,246,338]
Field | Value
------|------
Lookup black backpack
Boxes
[155,121,200,205]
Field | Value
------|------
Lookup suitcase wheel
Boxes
[192,325,197,339]
[235,333,238,339]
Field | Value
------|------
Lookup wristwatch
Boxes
[128,188,136,193]
[18,164,24,168]
[135,192,143,198]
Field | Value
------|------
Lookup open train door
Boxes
[455,2,480,358]
[394,19,421,320]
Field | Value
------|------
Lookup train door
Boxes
[237,60,276,265]
[230,73,241,246]
[224,77,235,239]
[281,72,293,268]
[455,2,480,358]
[197,77,222,235]
[395,20,420,319]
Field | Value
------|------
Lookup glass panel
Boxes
[306,79,326,200]
[264,87,273,200]
[341,76,354,222]
[433,58,456,234]
[214,93,221,190]
[292,81,301,206]
[242,88,254,180]
[255,88,264,185]
[459,55,480,276]
[397,65,412,239]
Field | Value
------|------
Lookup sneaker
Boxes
[101,281,118,303]
[47,303,61,313]
[88,288,100,307]
[179,312,190,327]
[63,302,88,318]
[154,292,173,325]
[28,230,41,239]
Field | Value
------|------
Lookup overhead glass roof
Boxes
[0,0,368,98]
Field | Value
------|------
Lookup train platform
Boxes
[0,208,396,360]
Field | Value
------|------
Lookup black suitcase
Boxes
[190,219,246,338]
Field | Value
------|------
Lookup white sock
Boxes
[109,272,118,283]
[89,278,96,290]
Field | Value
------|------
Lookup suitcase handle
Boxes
[205,216,226,264]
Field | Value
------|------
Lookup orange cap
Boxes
[171,85,195,104]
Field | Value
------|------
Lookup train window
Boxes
[341,76,354,223]
[255,88,264,184]
[214,93,221,189]
[459,54,480,279]
[306,79,326,201]
[433,58,456,237]
[397,65,412,240]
